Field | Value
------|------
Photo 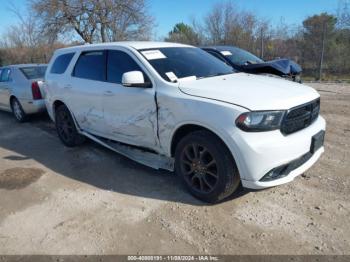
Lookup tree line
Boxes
[0,0,349,80]
[165,1,350,80]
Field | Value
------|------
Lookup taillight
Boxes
[31,81,42,100]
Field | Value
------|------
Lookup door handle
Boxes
[104,90,114,96]
[64,85,72,89]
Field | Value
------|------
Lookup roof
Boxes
[1,64,47,68]
[55,41,193,53]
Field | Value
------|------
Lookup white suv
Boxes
[45,42,326,203]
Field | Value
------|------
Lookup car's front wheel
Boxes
[175,130,240,203]
[55,105,85,147]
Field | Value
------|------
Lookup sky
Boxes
[0,0,341,39]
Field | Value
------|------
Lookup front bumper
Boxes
[241,146,324,189]
[228,115,326,189]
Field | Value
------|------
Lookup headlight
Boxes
[235,111,285,132]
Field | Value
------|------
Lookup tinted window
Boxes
[107,50,145,84]
[207,51,227,63]
[139,47,234,82]
[73,51,106,81]
[20,66,47,79]
[216,47,264,66]
[50,53,75,74]
[0,69,11,82]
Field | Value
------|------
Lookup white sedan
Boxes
[0,64,47,122]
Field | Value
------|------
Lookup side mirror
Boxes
[122,71,152,88]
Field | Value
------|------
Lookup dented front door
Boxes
[102,49,158,150]
[102,83,158,150]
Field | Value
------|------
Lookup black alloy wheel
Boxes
[55,105,85,147]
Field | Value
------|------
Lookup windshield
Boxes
[139,47,234,82]
[20,66,47,79]
[217,47,264,66]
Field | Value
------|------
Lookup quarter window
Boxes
[73,51,106,81]
[107,50,146,84]
[50,53,75,74]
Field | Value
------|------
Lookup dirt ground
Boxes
[0,83,349,255]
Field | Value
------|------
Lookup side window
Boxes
[0,69,11,82]
[50,53,75,74]
[107,50,147,84]
[73,51,106,81]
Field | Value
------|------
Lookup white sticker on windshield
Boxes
[165,72,178,82]
[178,76,197,82]
[141,50,167,60]
[220,51,232,56]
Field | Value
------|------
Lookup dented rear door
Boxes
[69,50,107,135]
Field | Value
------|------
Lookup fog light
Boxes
[260,165,289,182]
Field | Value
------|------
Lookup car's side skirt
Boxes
[81,131,175,171]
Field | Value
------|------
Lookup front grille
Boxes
[281,98,320,135]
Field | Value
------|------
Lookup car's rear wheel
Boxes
[10,98,27,122]
[175,130,240,203]
[55,105,85,147]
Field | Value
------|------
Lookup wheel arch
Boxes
[170,124,237,163]
[52,100,80,128]
[171,123,242,202]
[52,100,65,117]
[9,95,17,104]
[9,95,23,111]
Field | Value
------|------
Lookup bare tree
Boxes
[203,1,230,44]
[4,3,49,48]
[0,2,60,64]
[203,1,260,53]
[338,0,350,28]
[31,0,97,43]
[103,0,154,41]
[30,0,154,43]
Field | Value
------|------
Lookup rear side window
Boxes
[20,66,47,79]
[73,51,106,81]
[50,53,75,74]
[0,69,11,82]
[107,50,145,84]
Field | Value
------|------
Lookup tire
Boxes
[10,98,27,122]
[175,130,240,203]
[55,105,85,147]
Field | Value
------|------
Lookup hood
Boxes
[178,73,319,111]
[241,58,302,75]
